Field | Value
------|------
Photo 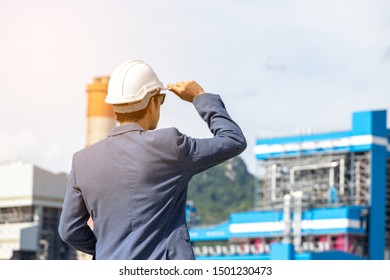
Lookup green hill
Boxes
[187,156,255,225]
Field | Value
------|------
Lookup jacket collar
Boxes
[108,123,145,137]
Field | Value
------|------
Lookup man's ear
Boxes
[147,96,157,112]
[149,95,158,109]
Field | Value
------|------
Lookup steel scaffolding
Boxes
[255,151,371,211]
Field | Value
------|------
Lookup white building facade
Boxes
[0,162,75,259]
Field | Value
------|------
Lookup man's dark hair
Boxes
[114,93,159,124]
[115,107,148,124]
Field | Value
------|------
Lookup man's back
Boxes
[74,125,193,259]
[59,93,247,259]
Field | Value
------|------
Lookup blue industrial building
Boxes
[189,110,389,260]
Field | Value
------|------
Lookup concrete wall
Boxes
[0,162,67,208]
[0,222,37,259]
[32,166,66,208]
[0,162,34,207]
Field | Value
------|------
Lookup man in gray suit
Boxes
[59,59,247,259]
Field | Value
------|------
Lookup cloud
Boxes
[1,0,390,176]
[42,144,62,165]
[0,129,66,173]
[0,129,35,162]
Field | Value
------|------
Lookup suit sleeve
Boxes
[175,93,247,175]
[58,156,96,255]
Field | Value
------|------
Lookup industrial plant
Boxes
[0,75,388,260]
[189,110,390,260]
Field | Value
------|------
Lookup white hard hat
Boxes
[105,59,166,113]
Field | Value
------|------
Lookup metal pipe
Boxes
[289,161,342,207]
[356,160,361,204]
[271,164,277,202]
[293,191,303,250]
[283,194,292,243]
[290,161,340,185]
[339,159,345,195]
[329,167,335,187]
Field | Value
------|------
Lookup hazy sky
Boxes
[0,0,389,175]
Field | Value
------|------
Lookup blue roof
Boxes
[189,206,368,242]
[302,205,365,220]
[230,210,283,224]
[255,110,389,159]
[189,222,230,242]
[256,131,351,146]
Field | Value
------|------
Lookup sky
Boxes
[0,0,389,176]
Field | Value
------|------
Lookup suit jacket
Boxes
[58,93,247,259]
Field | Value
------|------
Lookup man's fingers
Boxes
[167,81,204,103]
[167,82,185,93]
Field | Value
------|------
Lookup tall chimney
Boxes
[85,76,116,146]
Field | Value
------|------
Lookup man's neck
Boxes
[120,118,149,131]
